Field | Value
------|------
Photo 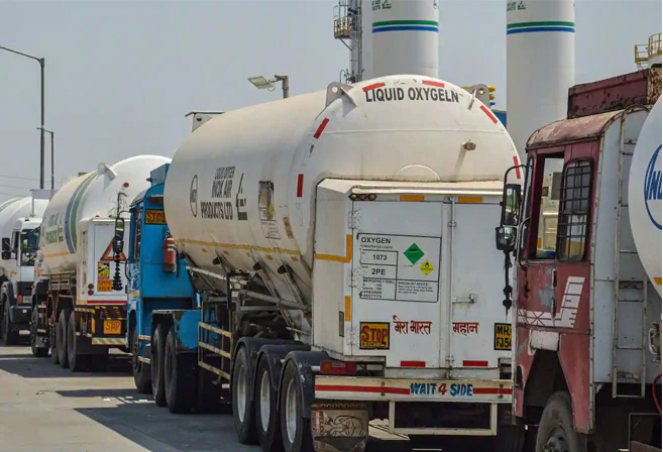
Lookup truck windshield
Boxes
[20,228,40,267]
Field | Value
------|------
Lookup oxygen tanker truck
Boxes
[495,71,662,451]
[0,192,51,345]
[31,155,170,371]
[121,74,523,452]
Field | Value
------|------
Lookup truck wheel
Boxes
[67,310,89,372]
[164,327,196,414]
[255,355,283,452]
[57,310,70,368]
[151,324,167,407]
[30,308,48,358]
[280,361,313,452]
[131,325,151,394]
[3,305,19,345]
[232,346,258,444]
[536,392,587,452]
[51,315,60,365]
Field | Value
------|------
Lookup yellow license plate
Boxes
[494,323,512,350]
[103,320,122,335]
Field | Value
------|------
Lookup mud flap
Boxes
[310,402,369,452]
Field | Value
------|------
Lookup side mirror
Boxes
[1,238,10,260]
[495,226,518,252]
[113,218,125,255]
[500,183,522,227]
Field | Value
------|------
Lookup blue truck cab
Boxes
[123,163,223,413]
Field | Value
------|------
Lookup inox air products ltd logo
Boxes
[644,145,661,230]
[190,175,198,218]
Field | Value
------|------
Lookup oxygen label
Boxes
[644,145,662,230]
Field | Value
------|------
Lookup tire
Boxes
[164,327,197,414]
[67,310,89,372]
[57,310,70,368]
[151,323,167,407]
[3,303,19,346]
[51,311,60,365]
[131,324,151,394]
[232,346,258,445]
[535,392,588,452]
[280,361,313,452]
[30,308,48,358]
[255,356,283,452]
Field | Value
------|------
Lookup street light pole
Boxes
[274,75,289,99]
[247,74,290,99]
[36,127,54,190]
[0,45,46,189]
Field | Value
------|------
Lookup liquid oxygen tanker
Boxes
[39,155,171,275]
[0,196,49,277]
[164,75,519,332]
[629,96,662,296]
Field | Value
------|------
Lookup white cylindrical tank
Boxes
[164,75,519,321]
[629,97,662,296]
[507,0,575,159]
[371,0,439,78]
[39,155,171,275]
[360,0,373,80]
[0,197,49,277]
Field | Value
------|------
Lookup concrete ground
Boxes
[0,345,417,452]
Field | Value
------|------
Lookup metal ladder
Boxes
[611,112,647,399]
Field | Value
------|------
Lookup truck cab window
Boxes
[11,231,19,260]
[556,161,592,262]
[20,227,40,267]
[530,155,564,260]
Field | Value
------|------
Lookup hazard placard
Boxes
[419,260,434,276]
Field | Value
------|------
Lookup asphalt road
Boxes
[0,345,416,452]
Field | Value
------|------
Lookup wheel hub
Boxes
[544,427,570,452]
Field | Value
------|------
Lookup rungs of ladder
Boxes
[198,361,230,381]
[199,322,232,338]
[619,250,639,254]
[198,341,231,359]
[616,346,644,350]
[138,356,151,364]
[614,394,645,399]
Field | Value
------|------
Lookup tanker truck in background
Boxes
[31,156,170,371]
[119,75,524,452]
[495,69,662,451]
[0,191,52,345]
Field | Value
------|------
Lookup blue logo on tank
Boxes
[644,145,662,230]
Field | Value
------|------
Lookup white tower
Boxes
[507,0,575,160]
[371,0,439,78]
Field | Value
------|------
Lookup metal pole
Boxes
[50,131,54,190]
[276,75,289,99]
[39,58,45,189]
[0,46,45,189]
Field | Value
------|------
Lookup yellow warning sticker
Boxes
[420,260,434,276]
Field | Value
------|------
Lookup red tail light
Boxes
[320,360,357,375]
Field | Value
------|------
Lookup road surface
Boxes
[0,345,416,452]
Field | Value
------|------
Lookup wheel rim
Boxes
[259,371,271,430]
[544,427,571,452]
[285,379,298,443]
[236,362,247,423]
